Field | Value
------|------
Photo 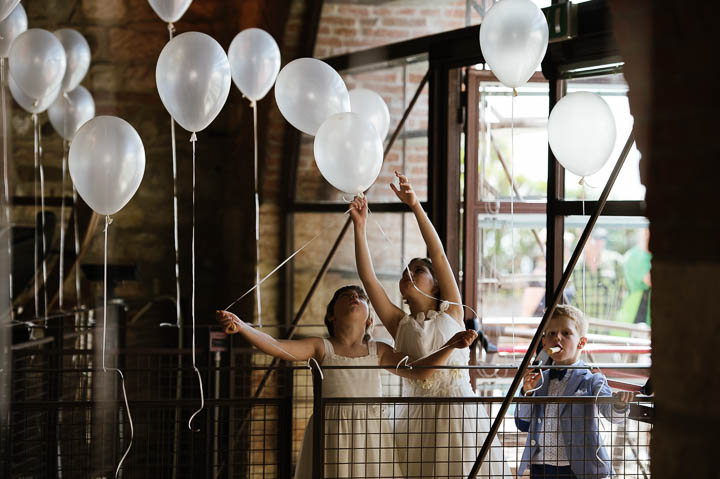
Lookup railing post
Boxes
[310,361,324,479]
[278,363,293,479]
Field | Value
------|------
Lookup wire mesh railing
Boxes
[2,308,652,478]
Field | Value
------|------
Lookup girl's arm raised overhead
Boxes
[390,171,464,324]
[216,310,324,362]
[376,330,477,380]
[349,196,406,337]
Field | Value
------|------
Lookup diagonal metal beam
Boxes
[468,130,636,478]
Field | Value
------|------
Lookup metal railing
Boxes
[307,363,652,479]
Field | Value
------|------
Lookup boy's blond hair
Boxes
[550,304,588,337]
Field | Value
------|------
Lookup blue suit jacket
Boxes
[514,361,627,478]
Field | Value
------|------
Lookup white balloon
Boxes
[275,58,350,136]
[228,28,280,102]
[147,0,192,23]
[9,28,67,100]
[349,88,390,141]
[0,2,26,58]
[48,86,96,141]
[479,0,548,89]
[313,112,383,195]
[548,92,617,177]
[54,29,91,93]
[155,31,231,133]
[69,116,145,216]
[9,74,60,114]
[0,0,20,23]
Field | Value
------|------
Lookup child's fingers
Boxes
[390,183,400,194]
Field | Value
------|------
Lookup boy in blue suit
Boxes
[515,305,635,478]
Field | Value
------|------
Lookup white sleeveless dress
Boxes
[393,303,510,478]
[294,339,402,479]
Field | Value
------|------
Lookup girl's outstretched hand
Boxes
[390,171,418,207]
[445,330,478,349]
[216,310,243,334]
[349,195,368,226]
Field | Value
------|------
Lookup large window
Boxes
[464,64,650,371]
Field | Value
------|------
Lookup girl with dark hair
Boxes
[350,171,509,478]
[217,285,476,479]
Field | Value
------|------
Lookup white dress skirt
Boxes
[294,339,403,479]
[393,303,510,478]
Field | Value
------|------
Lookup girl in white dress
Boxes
[350,172,510,478]
[217,285,477,479]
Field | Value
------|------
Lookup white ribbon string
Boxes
[168,23,182,330]
[102,216,134,478]
[72,185,82,307]
[251,100,262,327]
[224,228,325,312]
[187,132,205,432]
[32,113,39,318]
[1,58,13,312]
[307,357,324,380]
[38,115,48,319]
[510,92,516,360]
[59,140,68,309]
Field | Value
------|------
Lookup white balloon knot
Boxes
[512,88,518,97]
[579,177,585,186]
[190,132,197,142]
[357,191,365,199]
[32,99,39,108]
[168,23,175,34]
[249,99,256,108]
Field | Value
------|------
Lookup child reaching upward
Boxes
[350,171,509,478]
[217,285,477,479]
[517,305,635,479]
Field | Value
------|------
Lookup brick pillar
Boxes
[609,1,720,476]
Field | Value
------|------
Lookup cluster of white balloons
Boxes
[1,3,95,134]
[479,0,617,177]
[155,27,282,136]
[274,57,388,195]
[0,1,144,217]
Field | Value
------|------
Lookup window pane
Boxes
[474,74,549,202]
[564,217,651,360]
[474,213,547,361]
[564,72,645,200]
[294,59,429,203]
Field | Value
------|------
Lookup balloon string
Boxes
[1,58,12,313]
[224,228,325,312]
[59,140,67,309]
[102,216,134,478]
[582,179,586,313]
[510,89,516,360]
[307,357,323,380]
[251,100,262,327]
[39,115,48,320]
[366,203,484,333]
[32,113,39,319]
[167,21,181,329]
[72,185,82,307]
[188,132,204,431]
[170,113,181,327]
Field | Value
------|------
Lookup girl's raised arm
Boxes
[216,311,324,362]
[349,196,406,337]
[391,171,464,324]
